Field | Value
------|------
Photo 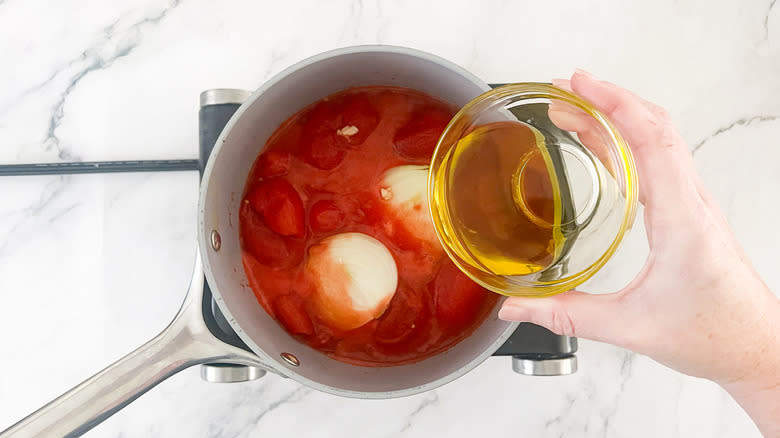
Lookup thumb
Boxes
[498,290,629,345]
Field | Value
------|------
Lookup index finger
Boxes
[567,70,698,211]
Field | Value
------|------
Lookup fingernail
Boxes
[498,304,530,322]
[551,78,568,87]
[548,100,565,111]
[574,68,595,79]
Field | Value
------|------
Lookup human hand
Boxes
[498,70,780,435]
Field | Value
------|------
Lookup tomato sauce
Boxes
[239,86,499,366]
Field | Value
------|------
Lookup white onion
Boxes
[379,165,440,247]
[306,233,398,330]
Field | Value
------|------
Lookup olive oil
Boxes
[431,121,565,276]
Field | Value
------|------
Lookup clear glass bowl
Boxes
[428,83,638,297]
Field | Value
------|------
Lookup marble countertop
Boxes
[1,0,778,436]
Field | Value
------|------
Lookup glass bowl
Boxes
[428,83,638,297]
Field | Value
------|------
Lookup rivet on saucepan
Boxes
[210,230,222,251]
[280,352,300,367]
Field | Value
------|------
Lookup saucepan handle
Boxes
[0,253,266,438]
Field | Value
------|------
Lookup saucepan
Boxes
[1,46,519,438]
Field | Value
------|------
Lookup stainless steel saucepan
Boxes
[1,46,519,438]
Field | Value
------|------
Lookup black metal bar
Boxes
[0,159,199,176]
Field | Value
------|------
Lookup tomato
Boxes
[273,294,314,335]
[303,100,342,133]
[257,150,291,178]
[239,203,302,267]
[375,286,423,344]
[309,199,345,232]
[299,100,347,170]
[242,253,290,315]
[432,262,488,329]
[245,179,305,237]
[300,133,346,170]
[393,109,452,159]
[339,94,379,145]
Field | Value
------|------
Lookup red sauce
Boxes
[239,86,499,366]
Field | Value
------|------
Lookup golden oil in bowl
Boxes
[436,121,565,276]
[429,83,638,297]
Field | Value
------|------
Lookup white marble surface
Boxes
[1,0,778,436]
